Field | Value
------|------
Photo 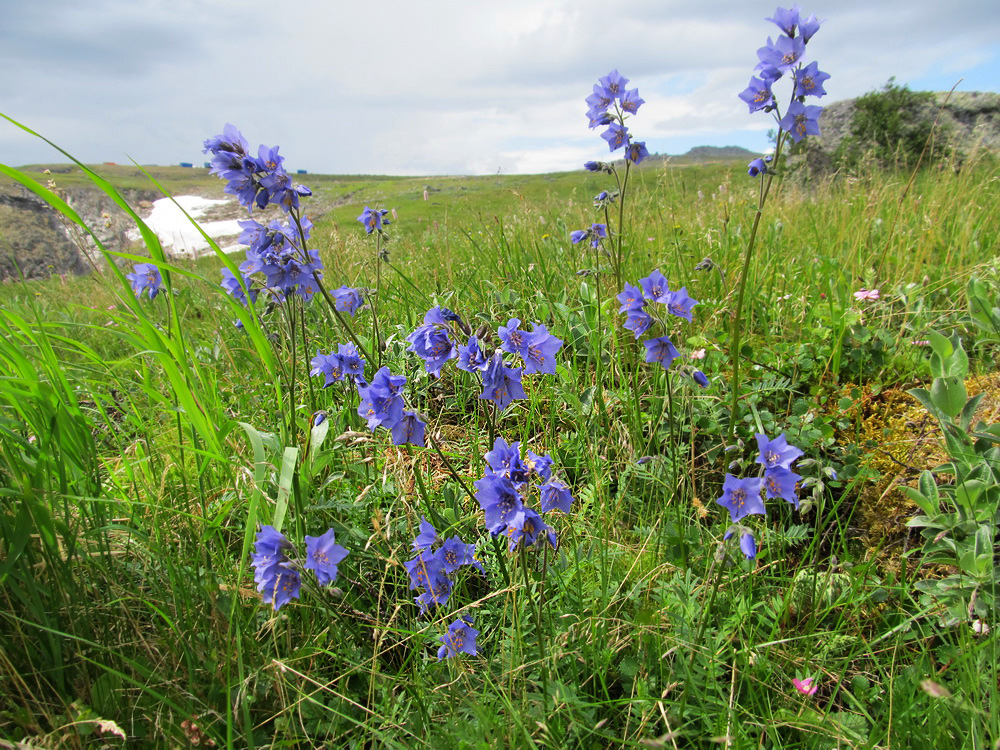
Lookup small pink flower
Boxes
[853,288,880,302]
[690,348,706,360]
[792,677,818,696]
[911,339,930,347]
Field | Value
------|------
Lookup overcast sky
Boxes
[2,0,997,176]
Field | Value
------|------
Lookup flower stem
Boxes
[728,132,786,436]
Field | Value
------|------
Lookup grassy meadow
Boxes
[0,141,999,749]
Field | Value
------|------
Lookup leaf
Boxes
[907,387,940,419]
[958,392,985,431]
[930,377,966,420]
[274,446,300,533]
[918,470,940,507]
[900,485,938,516]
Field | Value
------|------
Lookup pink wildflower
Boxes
[690,349,706,360]
[853,288,880,302]
[792,677,818,696]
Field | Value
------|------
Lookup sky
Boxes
[2,0,998,176]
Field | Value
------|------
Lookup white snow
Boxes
[131,195,244,257]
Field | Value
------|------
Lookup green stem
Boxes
[728,132,786,436]
[290,209,373,364]
[373,231,384,369]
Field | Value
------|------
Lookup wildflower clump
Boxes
[474,437,573,551]
[251,525,348,611]
[357,366,426,447]
[617,269,707,387]
[404,516,483,614]
[716,432,804,559]
[203,124,339,316]
[738,5,829,175]
[403,308,563,413]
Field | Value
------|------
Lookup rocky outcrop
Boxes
[0,185,160,281]
[811,91,1000,164]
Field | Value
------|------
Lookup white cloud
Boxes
[1,0,997,174]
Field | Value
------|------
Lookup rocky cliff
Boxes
[809,90,1000,166]
[0,185,160,281]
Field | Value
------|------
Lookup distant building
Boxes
[296,169,308,174]
[179,162,193,168]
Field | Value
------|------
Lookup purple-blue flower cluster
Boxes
[203,124,309,214]
[585,70,648,164]
[251,525,348,611]
[356,366,426,446]
[404,516,483,614]
[473,437,573,551]
[738,6,829,173]
[310,342,367,388]
[126,262,162,300]
[203,125,336,312]
[231,216,324,303]
[715,432,803,559]
[617,269,706,385]
[404,309,563,413]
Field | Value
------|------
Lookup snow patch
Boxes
[130,195,244,257]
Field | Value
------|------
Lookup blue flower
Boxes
[620,88,645,114]
[258,562,301,611]
[716,475,765,522]
[639,269,670,302]
[404,548,445,591]
[331,286,364,316]
[304,529,348,586]
[664,287,699,321]
[539,480,574,514]
[521,324,563,375]
[598,69,630,100]
[406,306,458,377]
[602,123,629,152]
[412,516,438,552]
[617,283,646,313]
[480,353,526,412]
[644,336,681,370]
[357,367,406,431]
[798,13,824,42]
[738,77,774,113]
[457,335,489,373]
[502,508,557,551]
[763,466,802,509]
[756,35,805,74]
[625,141,649,165]
[391,410,426,447]
[485,437,529,481]
[440,536,483,574]
[474,473,524,535]
[779,100,823,143]
[357,206,390,235]
[126,263,162,300]
[623,309,653,339]
[765,6,800,37]
[437,617,479,660]
[754,432,803,470]
[793,61,830,98]
[748,158,769,177]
